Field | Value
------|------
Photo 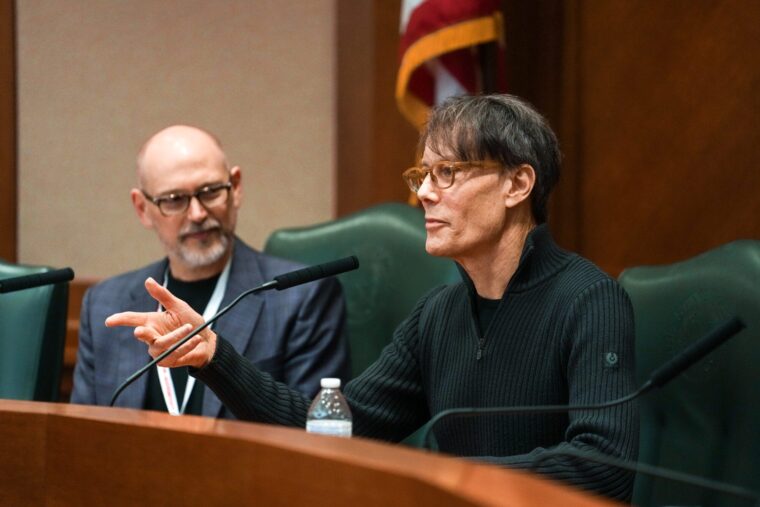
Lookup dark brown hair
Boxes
[421,94,561,223]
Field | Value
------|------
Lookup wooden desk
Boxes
[0,400,615,506]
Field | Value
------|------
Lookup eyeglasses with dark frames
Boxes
[402,161,502,193]
[141,181,233,216]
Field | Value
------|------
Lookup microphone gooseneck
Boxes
[0,267,75,293]
[109,256,359,407]
[419,383,649,450]
[531,448,759,504]
[645,316,744,391]
[419,317,746,450]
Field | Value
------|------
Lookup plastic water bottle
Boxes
[306,378,352,437]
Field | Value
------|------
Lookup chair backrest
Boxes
[618,240,760,507]
[0,260,69,401]
[264,203,460,378]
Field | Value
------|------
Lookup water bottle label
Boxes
[306,420,352,438]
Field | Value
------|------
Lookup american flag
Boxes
[396,0,506,130]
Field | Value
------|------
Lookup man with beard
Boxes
[71,125,350,418]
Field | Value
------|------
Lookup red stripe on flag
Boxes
[400,0,501,55]
[408,66,435,107]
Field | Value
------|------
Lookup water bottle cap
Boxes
[320,378,341,388]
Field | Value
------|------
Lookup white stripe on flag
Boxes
[400,0,425,32]
[426,58,468,105]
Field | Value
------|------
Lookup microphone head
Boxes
[0,266,75,293]
[343,255,359,272]
[274,256,359,290]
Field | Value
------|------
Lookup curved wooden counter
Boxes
[0,400,614,506]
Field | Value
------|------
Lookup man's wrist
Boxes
[206,331,218,366]
[195,330,218,369]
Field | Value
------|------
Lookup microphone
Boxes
[0,267,75,294]
[274,256,359,290]
[418,317,746,449]
[109,256,359,406]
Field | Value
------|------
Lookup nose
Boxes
[416,173,439,204]
[186,195,209,222]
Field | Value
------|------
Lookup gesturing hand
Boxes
[105,277,218,368]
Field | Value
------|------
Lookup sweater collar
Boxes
[458,223,572,298]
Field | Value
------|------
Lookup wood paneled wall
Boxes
[337,0,419,216]
[561,0,760,274]
[60,278,96,401]
[0,0,16,262]
[337,0,760,275]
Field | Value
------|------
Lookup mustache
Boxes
[179,219,223,238]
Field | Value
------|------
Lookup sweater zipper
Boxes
[474,243,535,362]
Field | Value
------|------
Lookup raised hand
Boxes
[105,277,217,368]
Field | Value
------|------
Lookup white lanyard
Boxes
[157,257,231,415]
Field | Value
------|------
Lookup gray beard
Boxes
[175,230,231,268]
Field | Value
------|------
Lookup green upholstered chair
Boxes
[618,240,760,507]
[264,203,460,379]
[0,260,69,401]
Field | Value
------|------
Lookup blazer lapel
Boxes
[201,239,265,418]
[112,261,167,409]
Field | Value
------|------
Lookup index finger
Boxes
[106,311,152,328]
[144,277,186,312]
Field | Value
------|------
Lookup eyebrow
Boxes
[153,180,227,197]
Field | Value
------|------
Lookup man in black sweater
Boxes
[108,95,638,501]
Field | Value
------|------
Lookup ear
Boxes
[503,164,536,209]
[131,188,155,229]
[229,166,243,208]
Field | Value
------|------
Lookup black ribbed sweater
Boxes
[194,224,639,501]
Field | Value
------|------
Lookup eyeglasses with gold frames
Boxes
[141,181,232,217]
[402,161,502,193]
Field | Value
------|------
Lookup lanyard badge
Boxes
[157,257,232,415]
